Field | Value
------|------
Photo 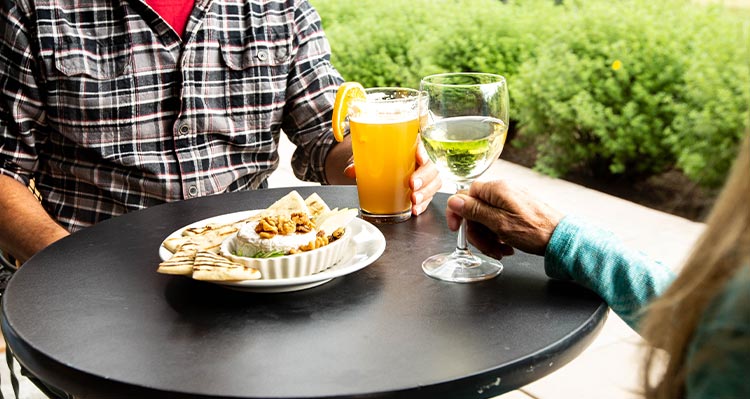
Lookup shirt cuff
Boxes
[544,214,587,281]
[0,159,32,186]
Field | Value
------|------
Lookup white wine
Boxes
[421,116,507,182]
[418,73,508,282]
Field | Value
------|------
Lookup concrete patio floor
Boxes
[1,134,706,398]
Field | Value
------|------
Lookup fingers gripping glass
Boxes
[419,73,509,282]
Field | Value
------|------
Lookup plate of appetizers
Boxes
[157,191,385,293]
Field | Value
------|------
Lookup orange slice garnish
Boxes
[332,82,366,142]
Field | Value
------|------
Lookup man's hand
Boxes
[409,143,440,215]
[445,180,563,258]
[325,135,357,185]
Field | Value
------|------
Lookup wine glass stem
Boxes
[455,181,470,254]
[457,219,470,252]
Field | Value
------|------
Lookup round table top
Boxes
[2,186,607,399]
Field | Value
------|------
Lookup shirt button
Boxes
[257,50,268,61]
[178,124,190,135]
[188,185,198,197]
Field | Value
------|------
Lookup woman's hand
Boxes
[445,179,563,258]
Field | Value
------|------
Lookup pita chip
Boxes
[260,190,308,217]
[157,242,200,276]
[305,193,330,220]
[191,251,262,281]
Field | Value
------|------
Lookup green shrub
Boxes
[313,0,560,118]
[666,9,750,187]
[312,0,553,91]
[412,1,559,113]
[512,0,749,186]
[312,0,438,88]
[313,0,749,188]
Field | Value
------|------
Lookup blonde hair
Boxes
[640,133,750,399]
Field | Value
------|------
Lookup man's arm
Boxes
[0,2,67,262]
[0,175,69,263]
[285,2,441,212]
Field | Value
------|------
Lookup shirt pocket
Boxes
[219,24,291,137]
[48,35,136,139]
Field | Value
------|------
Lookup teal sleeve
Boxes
[544,215,676,331]
[686,265,750,399]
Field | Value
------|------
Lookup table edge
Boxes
[2,300,608,399]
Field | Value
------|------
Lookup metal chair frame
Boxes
[0,249,17,272]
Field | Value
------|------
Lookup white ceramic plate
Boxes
[159,211,386,293]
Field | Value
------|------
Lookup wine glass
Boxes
[419,72,509,283]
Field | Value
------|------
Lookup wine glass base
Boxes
[422,251,503,283]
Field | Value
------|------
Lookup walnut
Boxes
[291,212,315,233]
[331,227,345,241]
[277,217,296,235]
[298,234,329,252]
[253,212,328,252]
[255,214,313,238]
[255,217,279,237]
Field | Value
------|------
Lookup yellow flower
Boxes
[612,59,623,71]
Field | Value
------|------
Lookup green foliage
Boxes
[665,7,750,187]
[311,0,750,188]
[511,0,749,187]
[412,1,558,113]
[513,1,688,178]
[313,0,556,113]
[312,0,438,88]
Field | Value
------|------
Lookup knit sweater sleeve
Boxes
[544,215,675,330]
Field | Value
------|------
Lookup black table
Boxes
[2,186,607,399]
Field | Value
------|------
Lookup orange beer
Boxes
[348,88,422,223]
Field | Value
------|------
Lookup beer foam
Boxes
[349,98,420,124]
[349,112,417,124]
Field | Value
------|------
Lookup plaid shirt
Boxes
[0,0,343,232]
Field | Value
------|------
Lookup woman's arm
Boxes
[446,179,675,331]
[545,215,675,330]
